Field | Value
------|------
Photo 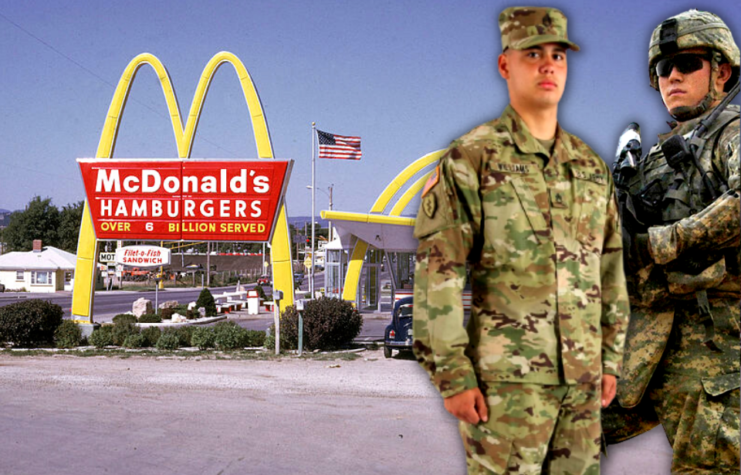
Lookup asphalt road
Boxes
[0,272,326,320]
[0,285,244,319]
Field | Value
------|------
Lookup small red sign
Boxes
[78,159,292,242]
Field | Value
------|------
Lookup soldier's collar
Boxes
[658,106,716,142]
[502,105,576,163]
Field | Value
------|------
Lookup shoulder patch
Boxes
[422,193,437,218]
[414,185,454,239]
[422,165,440,197]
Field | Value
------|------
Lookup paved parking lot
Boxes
[0,351,672,474]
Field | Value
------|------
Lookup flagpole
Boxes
[310,122,316,299]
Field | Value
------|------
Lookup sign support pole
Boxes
[310,122,316,299]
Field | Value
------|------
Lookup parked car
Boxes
[383,296,413,358]
[257,275,271,285]
[293,273,304,287]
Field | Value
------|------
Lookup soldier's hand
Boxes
[601,374,617,408]
[444,387,488,424]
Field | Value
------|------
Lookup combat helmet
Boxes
[648,9,739,120]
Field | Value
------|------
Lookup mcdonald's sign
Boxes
[78,159,292,241]
[71,52,295,323]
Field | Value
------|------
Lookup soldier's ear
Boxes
[714,63,731,93]
[498,53,510,80]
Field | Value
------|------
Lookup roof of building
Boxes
[0,246,77,271]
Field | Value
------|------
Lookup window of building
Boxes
[64,271,73,283]
[31,271,52,285]
[16,270,23,281]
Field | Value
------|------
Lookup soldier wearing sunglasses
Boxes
[603,9,739,475]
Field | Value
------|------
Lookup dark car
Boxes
[293,273,304,287]
[383,296,413,358]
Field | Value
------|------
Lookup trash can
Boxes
[247,290,260,315]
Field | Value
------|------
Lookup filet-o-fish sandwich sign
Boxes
[78,159,293,242]
[115,245,171,267]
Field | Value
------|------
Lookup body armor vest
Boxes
[631,104,738,228]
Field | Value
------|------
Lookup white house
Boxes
[0,241,76,293]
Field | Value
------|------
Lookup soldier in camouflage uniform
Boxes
[603,9,740,475]
[412,7,629,474]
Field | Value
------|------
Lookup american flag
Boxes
[317,130,362,160]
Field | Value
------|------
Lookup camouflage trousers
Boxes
[459,382,601,475]
[647,298,740,475]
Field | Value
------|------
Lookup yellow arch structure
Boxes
[72,52,293,322]
[338,149,444,303]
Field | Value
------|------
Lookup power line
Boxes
[0,11,238,157]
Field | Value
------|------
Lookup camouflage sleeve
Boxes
[648,121,740,264]
[412,146,480,398]
[600,176,630,377]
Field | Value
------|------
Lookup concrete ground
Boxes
[0,351,673,475]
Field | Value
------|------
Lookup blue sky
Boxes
[1,0,738,217]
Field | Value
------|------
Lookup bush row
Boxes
[88,320,265,351]
[1,294,361,352]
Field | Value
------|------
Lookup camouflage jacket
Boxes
[412,105,630,398]
[617,104,740,408]
[634,104,740,291]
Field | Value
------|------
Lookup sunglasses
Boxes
[656,53,711,78]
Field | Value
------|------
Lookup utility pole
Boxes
[206,242,211,287]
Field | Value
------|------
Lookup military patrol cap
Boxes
[499,6,580,52]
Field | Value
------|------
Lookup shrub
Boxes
[140,326,161,347]
[213,321,249,350]
[195,288,217,317]
[279,297,362,351]
[156,332,180,350]
[112,314,137,325]
[191,327,216,350]
[0,299,64,347]
[89,326,113,348]
[111,321,139,346]
[255,283,268,301]
[186,309,195,320]
[138,313,162,323]
[173,304,190,315]
[123,333,145,349]
[174,326,195,347]
[244,329,266,347]
[54,320,82,348]
[160,308,175,320]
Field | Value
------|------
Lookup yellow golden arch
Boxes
[321,149,444,303]
[71,52,294,322]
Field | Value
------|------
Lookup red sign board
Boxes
[78,159,292,242]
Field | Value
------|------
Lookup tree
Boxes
[57,201,84,253]
[195,288,217,317]
[3,197,60,252]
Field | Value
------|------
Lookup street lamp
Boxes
[306,184,334,240]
